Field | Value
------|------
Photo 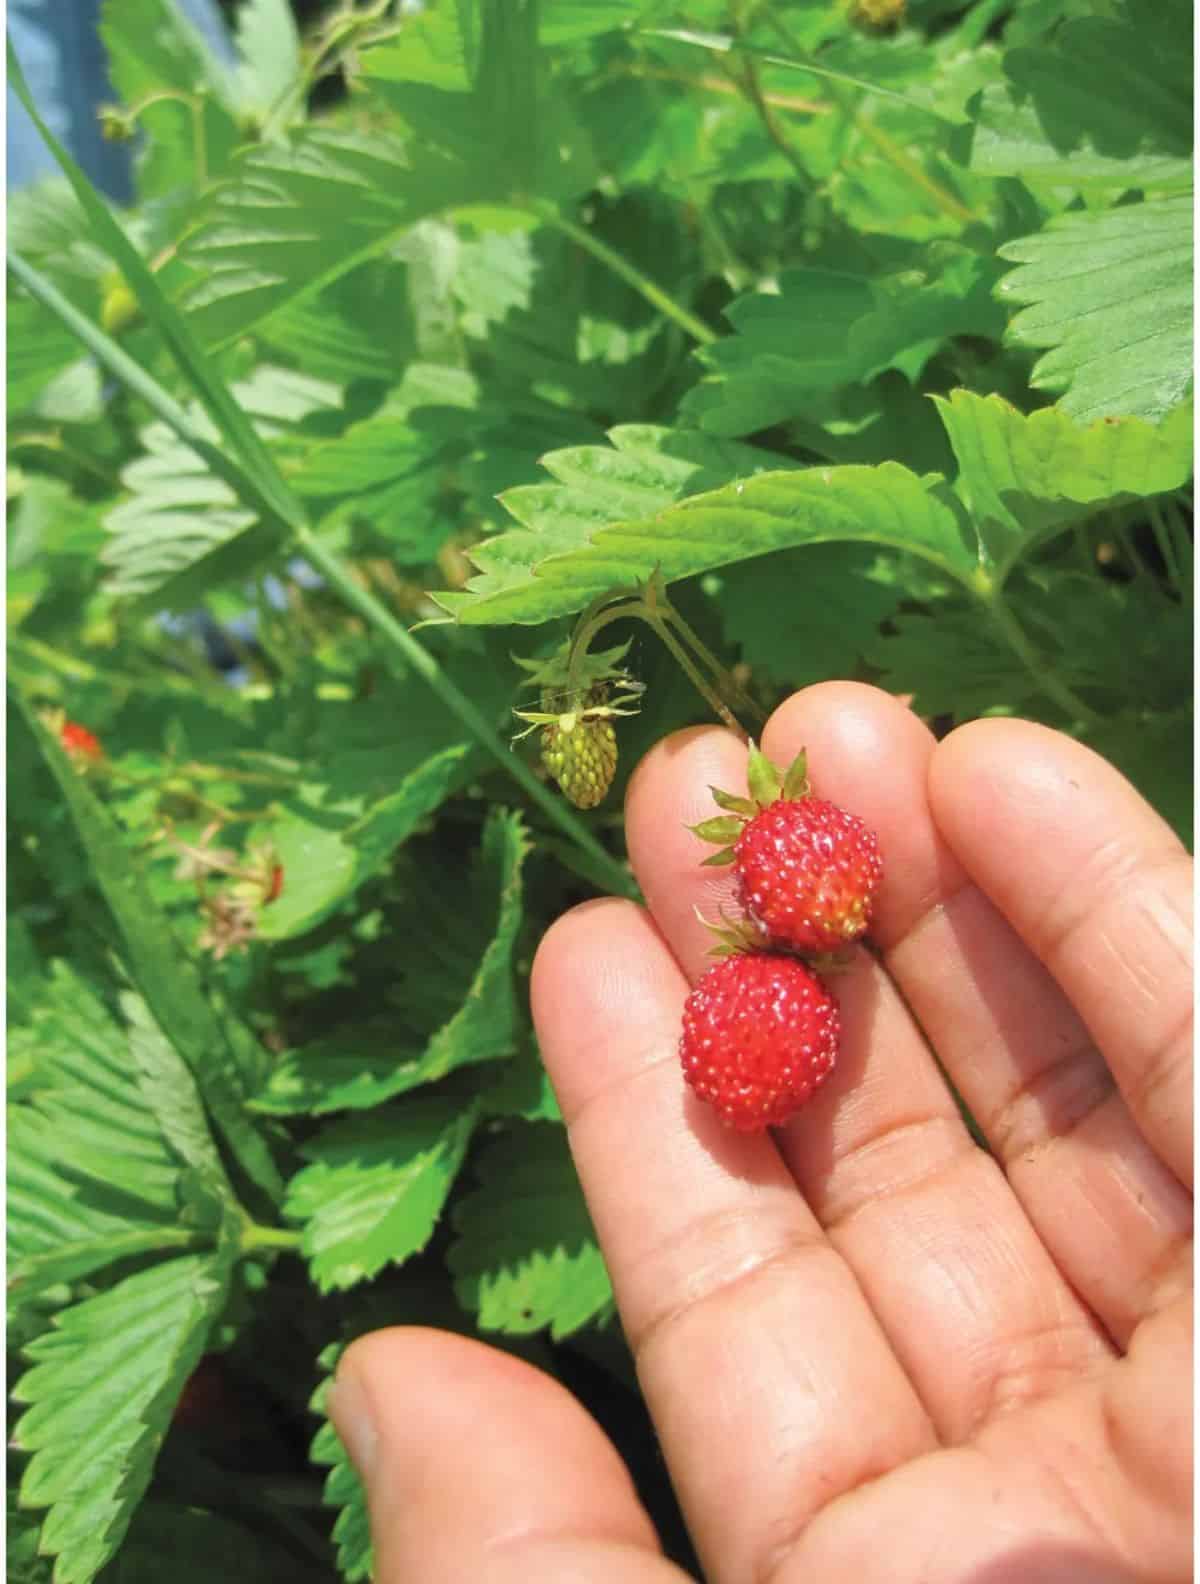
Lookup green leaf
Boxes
[1083,710,1193,851]
[255,809,529,1112]
[8,1488,53,1584]
[438,393,1190,627]
[996,195,1193,424]
[866,600,1034,718]
[7,293,92,416]
[450,1122,613,1340]
[284,1097,478,1292]
[8,964,200,1299]
[683,250,1005,437]
[440,444,977,626]
[309,1349,372,1583]
[105,1502,325,1584]
[716,544,910,688]
[935,391,1194,581]
[968,2,1192,192]
[102,365,341,604]
[254,262,420,384]
[100,0,242,203]
[12,1248,235,1584]
[11,694,285,1202]
[7,44,303,533]
[121,992,231,1185]
[256,743,471,941]
[645,27,961,122]
[232,0,302,119]
[294,387,475,565]
[178,126,474,348]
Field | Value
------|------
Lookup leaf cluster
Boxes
[6,0,1192,1577]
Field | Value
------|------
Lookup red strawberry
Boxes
[692,744,881,955]
[679,951,839,1131]
[59,720,103,762]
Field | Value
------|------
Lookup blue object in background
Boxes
[8,0,328,687]
[8,0,234,196]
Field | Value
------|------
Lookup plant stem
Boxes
[527,199,718,346]
[648,614,746,735]
[758,7,979,225]
[293,526,639,898]
[651,587,767,730]
[1147,499,1184,592]
[851,115,979,226]
[565,584,760,737]
[241,1220,303,1253]
[987,592,1101,726]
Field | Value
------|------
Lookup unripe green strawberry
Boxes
[680,950,839,1131]
[513,641,643,810]
[541,707,618,810]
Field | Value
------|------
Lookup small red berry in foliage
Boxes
[59,720,103,762]
[172,1355,241,1433]
[679,951,839,1131]
[692,744,882,954]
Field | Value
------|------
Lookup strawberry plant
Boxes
[7,0,1191,1578]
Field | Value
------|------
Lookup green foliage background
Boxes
[7,0,1192,1578]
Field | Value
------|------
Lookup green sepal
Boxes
[689,816,745,844]
[710,786,760,817]
[781,748,810,801]
[745,742,783,807]
[512,639,633,695]
[700,847,738,867]
[694,904,766,957]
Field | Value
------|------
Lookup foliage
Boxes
[6,0,1192,1577]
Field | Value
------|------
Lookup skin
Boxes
[331,683,1193,1584]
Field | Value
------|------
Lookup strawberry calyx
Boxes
[692,904,769,959]
[689,742,810,867]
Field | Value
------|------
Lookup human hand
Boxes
[330,683,1193,1583]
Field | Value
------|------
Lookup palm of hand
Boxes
[336,686,1192,1584]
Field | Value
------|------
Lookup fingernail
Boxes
[328,1363,378,1478]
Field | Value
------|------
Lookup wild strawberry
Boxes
[679,951,839,1131]
[692,744,882,955]
[513,641,644,810]
[540,701,619,810]
[59,720,103,762]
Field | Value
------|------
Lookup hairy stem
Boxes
[987,592,1101,726]
[528,199,718,346]
[240,1220,303,1253]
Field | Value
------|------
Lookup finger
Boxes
[930,717,1194,1189]
[625,724,747,983]
[532,899,936,1584]
[626,698,1115,1447]
[329,1328,684,1584]
[765,686,1192,1346]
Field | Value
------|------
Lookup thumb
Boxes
[328,1326,685,1584]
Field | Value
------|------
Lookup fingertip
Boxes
[624,725,748,978]
[928,716,1183,861]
